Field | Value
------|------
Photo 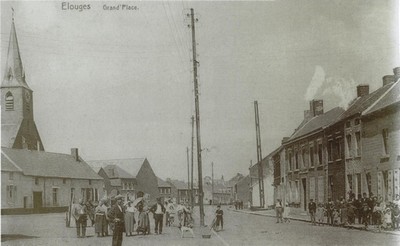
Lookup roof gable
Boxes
[87,158,145,178]
[363,81,399,115]
[102,165,135,179]
[1,147,102,179]
[288,107,344,142]
[157,177,171,187]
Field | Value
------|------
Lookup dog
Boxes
[180,226,194,238]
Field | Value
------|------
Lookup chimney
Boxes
[309,99,324,117]
[382,75,395,86]
[281,137,289,144]
[71,148,79,162]
[304,110,312,121]
[393,67,400,81]
[356,85,369,97]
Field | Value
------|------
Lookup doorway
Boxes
[302,178,307,211]
[33,192,42,209]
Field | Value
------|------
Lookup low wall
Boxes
[1,206,68,215]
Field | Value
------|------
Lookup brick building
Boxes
[283,101,344,210]
[88,158,160,203]
[361,77,399,201]
[157,177,172,202]
[97,165,136,199]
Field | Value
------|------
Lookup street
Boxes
[2,205,400,246]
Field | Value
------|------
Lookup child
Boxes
[383,207,392,230]
[333,209,340,226]
[283,203,291,223]
[316,203,326,226]
[215,205,224,231]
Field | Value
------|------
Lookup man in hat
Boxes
[72,198,88,238]
[150,197,166,234]
[108,195,125,246]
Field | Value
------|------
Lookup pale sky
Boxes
[1,0,398,181]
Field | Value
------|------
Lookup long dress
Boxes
[137,210,150,234]
[124,206,136,234]
[95,205,108,235]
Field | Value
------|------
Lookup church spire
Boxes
[1,12,30,90]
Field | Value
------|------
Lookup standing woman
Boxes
[124,201,136,236]
[95,199,109,237]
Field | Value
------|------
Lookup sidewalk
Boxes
[229,207,400,236]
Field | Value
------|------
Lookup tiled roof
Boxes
[168,179,189,190]
[339,83,394,120]
[87,158,146,178]
[101,165,135,179]
[288,107,344,142]
[1,147,102,179]
[363,81,399,115]
[157,177,171,187]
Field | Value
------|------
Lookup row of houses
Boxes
[234,69,399,211]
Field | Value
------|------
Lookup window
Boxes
[89,180,92,185]
[346,134,352,157]
[5,92,14,110]
[355,132,361,156]
[129,183,132,190]
[366,173,372,195]
[345,120,351,128]
[70,188,75,201]
[382,128,389,155]
[7,185,16,203]
[301,147,307,168]
[335,141,342,160]
[9,172,14,180]
[35,177,39,185]
[63,178,66,184]
[328,141,334,161]
[318,143,323,165]
[309,145,314,167]
[52,188,58,205]
[355,118,360,125]
[295,151,299,169]
[347,174,353,192]
[288,152,292,171]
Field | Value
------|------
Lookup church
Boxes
[1,17,104,214]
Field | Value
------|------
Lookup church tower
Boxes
[1,16,44,151]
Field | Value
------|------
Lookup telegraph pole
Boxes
[189,8,205,226]
[191,116,195,210]
[212,162,214,205]
[187,147,190,204]
[254,101,265,208]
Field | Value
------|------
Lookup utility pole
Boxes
[187,147,190,204]
[191,115,195,210]
[212,162,214,205]
[254,101,265,208]
[189,8,205,226]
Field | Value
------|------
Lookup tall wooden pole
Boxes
[212,162,214,205]
[187,147,190,203]
[190,8,204,225]
[254,101,265,208]
[191,116,195,210]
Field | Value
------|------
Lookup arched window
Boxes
[5,92,14,111]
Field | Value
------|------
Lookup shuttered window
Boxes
[5,92,14,111]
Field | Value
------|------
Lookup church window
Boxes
[5,92,14,110]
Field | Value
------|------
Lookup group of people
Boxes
[71,194,195,246]
[234,200,244,210]
[275,193,400,231]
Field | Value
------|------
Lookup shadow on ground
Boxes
[1,234,39,242]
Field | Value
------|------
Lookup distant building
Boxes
[1,19,103,214]
[167,179,198,204]
[88,158,159,203]
[157,177,172,202]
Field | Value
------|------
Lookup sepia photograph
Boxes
[1,0,399,245]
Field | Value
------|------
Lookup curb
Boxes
[229,208,400,236]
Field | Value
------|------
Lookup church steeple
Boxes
[1,15,30,90]
[1,13,44,151]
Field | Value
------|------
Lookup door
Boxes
[33,192,42,209]
[302,178,307,211]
